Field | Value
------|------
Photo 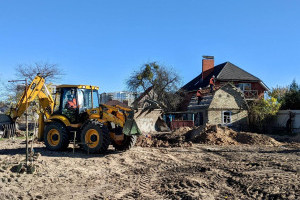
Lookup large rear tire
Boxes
[80,121,110,154]
[112,135,137,151]
[44,122,70,151]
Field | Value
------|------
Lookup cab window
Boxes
[92,90,99,108]
[53,89,61,113]
[78,89,92,113]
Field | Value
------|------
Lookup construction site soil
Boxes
[136,125,283,148]
[0,128,299,199]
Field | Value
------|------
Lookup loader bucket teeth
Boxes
[0,114,16,138]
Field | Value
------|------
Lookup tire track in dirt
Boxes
[153,163,216,199]
[110,149,170,199]
[118,151,189,200]
[1,140,299,199]
[200,146,300,199]
[141,147,229,199]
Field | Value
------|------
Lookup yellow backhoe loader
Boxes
[0,74,140,153]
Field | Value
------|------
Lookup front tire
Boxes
[44,122,70,151]
[112,135,137,151]
[80,121,110,154]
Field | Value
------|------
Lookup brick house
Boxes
[169,56,268,130]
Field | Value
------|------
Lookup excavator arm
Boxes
[10,74,54,121]
[0,74,54,137]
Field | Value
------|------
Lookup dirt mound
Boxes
[173,126,192,135]
[136,125,282,147]
[135,126,194,148]
[136,132,193,148]
[136,135,169,147]
[192,125,282,146]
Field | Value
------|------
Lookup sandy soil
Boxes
[0,138,299,200]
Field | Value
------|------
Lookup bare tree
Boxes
[15,62,64,82]
[127,62,183,112]
[5,62,64,104]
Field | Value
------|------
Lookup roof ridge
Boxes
[215,62,230,79]
[224,62,261,81]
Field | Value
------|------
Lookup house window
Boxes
[237,83,251,91]
[222,111,232,124]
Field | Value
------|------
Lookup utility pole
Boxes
[25,78,28,167]
[8,79,29,167]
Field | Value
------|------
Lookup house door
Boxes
[195,112,203,126]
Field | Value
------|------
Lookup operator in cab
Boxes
[66,91,77,110]
[64,90,77,123]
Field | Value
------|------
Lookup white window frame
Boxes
[236,83,252,91]
[237,83,251,91]
[222,111,232,125]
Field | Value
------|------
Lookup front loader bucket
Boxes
[123,111,141,136]
[133,108,163,134]
[0,114,17,138]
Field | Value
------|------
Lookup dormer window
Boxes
[237,83,251,91]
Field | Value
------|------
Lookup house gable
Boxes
[208,84,248,110]
[207,84,249,129]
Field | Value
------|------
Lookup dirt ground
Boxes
[0,137,299,200]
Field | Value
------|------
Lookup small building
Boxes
[186,83,249,130]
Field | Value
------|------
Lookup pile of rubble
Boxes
[192,125,282,146]
[135,127,193,148]
[136,124,282,147]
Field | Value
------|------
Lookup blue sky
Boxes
[0,0,299,93]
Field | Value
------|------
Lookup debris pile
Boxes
[192,125,282,146]
[136,124,282,147]
[135,132,193,148]
[135,135,169,147]
[173,126,192,134]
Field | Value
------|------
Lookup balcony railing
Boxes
[243,90,258,99]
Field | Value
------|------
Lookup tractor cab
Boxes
[53,85,99,123]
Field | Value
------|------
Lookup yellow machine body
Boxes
[6,74,140,153]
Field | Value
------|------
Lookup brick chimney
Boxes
[202,56,214,80]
